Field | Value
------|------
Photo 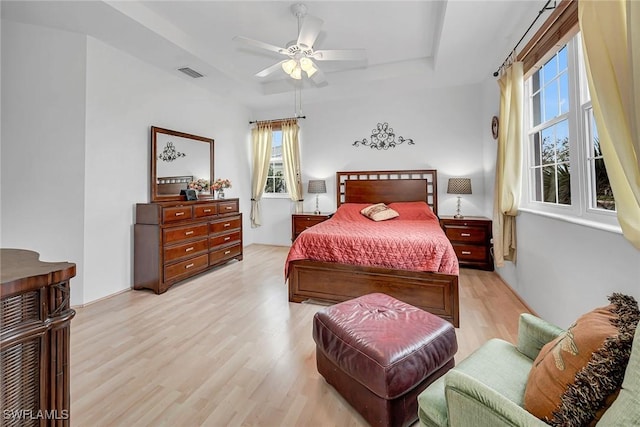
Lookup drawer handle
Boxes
[461,233,471,237]
[224,237,231,241]
[224,250,231,255]
[461,251,472,255]
[185,247,194,252]
[223,223,231,227]
[175,212,185,216]
[225,206,233,210]
[204,209,212,213]
[185,231,194,235]
[185,263,194,269]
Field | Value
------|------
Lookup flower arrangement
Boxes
[211,178,232,191]
[188,178,210,192]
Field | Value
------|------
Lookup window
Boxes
[585,105,615,211]
[529,46,571,206]
[524,33,616,224]
[264,130,287,195]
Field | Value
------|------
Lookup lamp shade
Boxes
[447,178,472,194]
[308,179,327,194]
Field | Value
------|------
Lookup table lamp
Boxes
[308,180,326,215]
[447,178,472,218]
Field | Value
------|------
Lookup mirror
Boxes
[150,126,214,202]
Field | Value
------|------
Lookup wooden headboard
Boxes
[336,169,438,215]
[157,175,192,195]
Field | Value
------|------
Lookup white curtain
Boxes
[250,123,273,228]
[579,0,640,249]
[493,62,524,267]
[281,119,303,213]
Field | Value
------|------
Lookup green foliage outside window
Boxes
[265,163,287,194]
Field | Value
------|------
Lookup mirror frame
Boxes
[150,126,214,202]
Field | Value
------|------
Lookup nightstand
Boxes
[292,213,332,241]
[439,216,493,271]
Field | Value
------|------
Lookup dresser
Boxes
[439,216,494,271]
[1,249,76,426]
[291,213,332,241]
[134,198,243,294]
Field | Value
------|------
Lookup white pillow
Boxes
[360,203,400,221]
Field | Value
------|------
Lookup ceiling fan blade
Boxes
[233,36,286,55]
[297,15,323,48]
[255,60,287,78]
[313,49,367,61]
[310,67,327,86]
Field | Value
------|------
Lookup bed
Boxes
[286,169,460,326]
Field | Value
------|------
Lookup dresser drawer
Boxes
[209,244,242,264]
[163,223,209,244]
[210,217,241,234]
[209,230,241,248]
[164,254,208,282]
[294,216,327,234]
[164,238,208,263]
[453,244,488,262]
[163,206,193,223]
[218,200,239,215]
[194,203,218,218]
[444,226,487,243]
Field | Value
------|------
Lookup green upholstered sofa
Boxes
[417,313,640,426]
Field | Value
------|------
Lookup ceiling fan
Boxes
[233,3,366,85]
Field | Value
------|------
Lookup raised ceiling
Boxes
[1,1,546,110]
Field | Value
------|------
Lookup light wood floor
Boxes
[70,244,531,426]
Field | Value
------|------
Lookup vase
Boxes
[217,189,225,199]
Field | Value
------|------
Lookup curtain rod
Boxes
[493,0,556,77]
[249,116,306,125]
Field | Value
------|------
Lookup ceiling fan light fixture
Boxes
[300,57,316,75]
[291,65,302,80]
[299,57,317,77]
[282,59,298,75]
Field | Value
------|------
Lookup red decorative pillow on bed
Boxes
[360,203,400,221]
[387,202,438,221]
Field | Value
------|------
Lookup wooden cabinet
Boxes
[134,198,243,294]
[1,249,76,426]
[439,216,493,271]
[291,213,332,241]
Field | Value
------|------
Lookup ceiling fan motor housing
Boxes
[291,3,308,19]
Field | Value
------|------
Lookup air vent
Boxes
[178,67,204,78]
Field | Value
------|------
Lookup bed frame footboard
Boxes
[288,260,459,327]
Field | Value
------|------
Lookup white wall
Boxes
[1,20,87,303]
[252,83,490,246]
[2,21,252,305]
[510,212,639,327]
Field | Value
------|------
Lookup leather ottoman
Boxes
[312,293,458,427]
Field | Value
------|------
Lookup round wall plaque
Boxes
[491,116,499,140]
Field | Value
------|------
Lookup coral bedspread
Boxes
[285,202,459,277]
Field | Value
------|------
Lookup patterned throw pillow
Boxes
[360,203,399,221]
[524,293,639,426]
